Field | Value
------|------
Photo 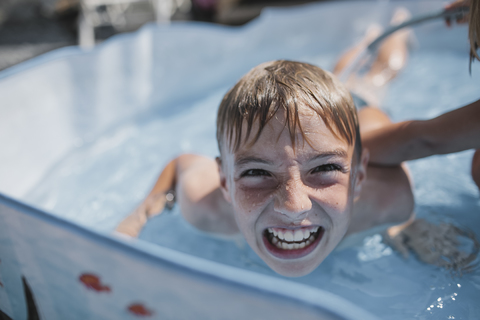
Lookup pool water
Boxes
[21,5,480,320]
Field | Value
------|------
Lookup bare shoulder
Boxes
[176,155,240,235]
[348,164,414,235]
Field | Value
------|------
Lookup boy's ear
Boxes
[353,148,369,201]
[216,157,232,203]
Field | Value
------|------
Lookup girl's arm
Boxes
[363,99,480,165]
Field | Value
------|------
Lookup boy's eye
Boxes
[241,169,271,177]
[311,164,342,174]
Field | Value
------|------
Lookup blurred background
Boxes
[0,0,325,71]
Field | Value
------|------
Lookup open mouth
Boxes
[263,226,324,259]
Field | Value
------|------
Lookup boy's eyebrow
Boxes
[234,156,274,167]
[234,149,348,167]
[308,148,349,162]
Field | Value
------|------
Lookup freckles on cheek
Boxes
[234,186,272,213]
[320,185,350,212]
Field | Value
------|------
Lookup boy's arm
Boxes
[363,99,480,165]
[116,160,177,237]
[116,155,239,238]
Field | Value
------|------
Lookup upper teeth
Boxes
[268,227,318,242]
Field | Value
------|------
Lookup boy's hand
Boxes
[144,190,175,218]
[115,204,149,237]
[115,191,175,237]
[384,219,479,272]
[115,159,177,237]
[445,0,470,27]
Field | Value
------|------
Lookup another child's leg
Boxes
[365,8,411,85]
[333,8,411,106]
[339,8,415,235]
[332,25,383,76]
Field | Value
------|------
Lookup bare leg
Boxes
[335,10,415,235]
[365,8,411,85]
[333,25,383,76]
[334,8,412,106]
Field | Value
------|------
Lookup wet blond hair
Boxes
[216,60,361,157]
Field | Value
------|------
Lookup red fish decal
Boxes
[79,273,111,292]
[128,303,154,317]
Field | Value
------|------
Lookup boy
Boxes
[117,13,415,277]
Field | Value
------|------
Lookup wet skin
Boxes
[218,106,367,277]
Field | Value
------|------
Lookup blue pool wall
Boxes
[0,1,473,319]
[0,193,379,319]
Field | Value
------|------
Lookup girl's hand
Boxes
[445,0,470,27]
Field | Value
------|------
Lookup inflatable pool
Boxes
[0,1,479,319]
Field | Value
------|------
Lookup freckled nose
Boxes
[274,178,312,217]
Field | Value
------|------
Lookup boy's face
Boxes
[218,105,366,277]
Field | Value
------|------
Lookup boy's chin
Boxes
[266,259,323,277]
